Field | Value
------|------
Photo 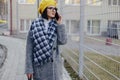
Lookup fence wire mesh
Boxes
[61,0,120,80]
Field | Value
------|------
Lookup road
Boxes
[0,23,9,35]
[0,36,27,80]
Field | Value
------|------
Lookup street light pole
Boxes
[79,0,85,79]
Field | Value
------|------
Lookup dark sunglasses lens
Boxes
[48,7,57,11]
[49,7,53,9]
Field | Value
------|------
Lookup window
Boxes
[87,20,100,35]
[119,0,120,5]
[20,19,33,32]
[108,20,120,27]
[108,0,112,5]
[71,0,80,4]
[71,20,80,34]
[92,20,100,34]
[107,20,120,38]
[65,0,80,4]
[20,19,24,31]
[113,0,117,5]
[87,20,91,33]
[18,0,36,4]
[65,20,80,34]
[87,0,102,6]
[108,0,120,5]
[66,20,69,33]
[26,19,31,30]
[18,0,26,4]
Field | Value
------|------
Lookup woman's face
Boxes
[47,6,57,19]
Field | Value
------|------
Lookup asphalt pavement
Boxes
[0,36,71,80]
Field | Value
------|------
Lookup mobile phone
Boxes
[55,11,59,21]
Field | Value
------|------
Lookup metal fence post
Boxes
[16,0,19,34]
[79,0,85,79]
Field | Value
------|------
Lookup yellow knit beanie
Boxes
[38,0,57,14]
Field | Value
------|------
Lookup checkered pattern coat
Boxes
[25,17,67,80]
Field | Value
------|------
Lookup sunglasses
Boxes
[47,7,57,11]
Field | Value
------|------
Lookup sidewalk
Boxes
[0,36,71,80]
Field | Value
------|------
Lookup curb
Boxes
[0,44,7,68]
[63,67,72,80]
[0,44,7,80]
[62,57,72,80]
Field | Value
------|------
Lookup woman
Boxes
[25,0,67,80]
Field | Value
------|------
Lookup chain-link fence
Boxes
[61,0,120,80]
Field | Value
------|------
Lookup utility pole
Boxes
[79,0,85,79]
[5,0,6,20]
[10,0,12,35]
[37,0,39,17]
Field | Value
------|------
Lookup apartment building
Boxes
[8,0,39,34]
[7,0,63,35]
[8,0,120,36]
[61,0,120,36]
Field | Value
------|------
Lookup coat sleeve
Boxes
[25,31,34,74]
[57,24,67,45]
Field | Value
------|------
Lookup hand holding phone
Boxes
[55,12,62,24]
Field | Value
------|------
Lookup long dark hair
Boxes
[41,8,59,20]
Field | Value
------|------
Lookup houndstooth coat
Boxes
[25,17,67,80]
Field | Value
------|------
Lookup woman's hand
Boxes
[26,73,33,79]
[57,15,62,24]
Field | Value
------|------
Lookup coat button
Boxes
[53,47,56,50]
[51,58,53,62]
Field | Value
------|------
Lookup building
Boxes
[8,0,39,35]
[8,0,120,37]
[60,0,120,37]
[0,0,7,20]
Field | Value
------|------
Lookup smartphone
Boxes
[55,11,59,21]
